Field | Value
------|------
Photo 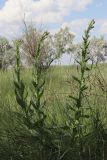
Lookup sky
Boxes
[0,0,107,40]
[0,0,107,64]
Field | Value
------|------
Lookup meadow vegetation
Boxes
[0,20,107,160]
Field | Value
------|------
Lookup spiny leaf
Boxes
[69,95,78,101]
[81,85,88,91]
[72,76,81,84]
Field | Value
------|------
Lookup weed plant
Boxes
[0,20,107,160]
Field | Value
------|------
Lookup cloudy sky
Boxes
[0,0,107,40]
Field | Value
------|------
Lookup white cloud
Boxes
[68,19,88,31]
[61,19,89,41]
[61,19,107,41]
[0,0,93,38]
[0,0,88,23]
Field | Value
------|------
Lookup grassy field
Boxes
[1,20,107,160]
[1,64,107,159]
[1,64,107,123]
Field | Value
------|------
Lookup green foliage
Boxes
[69,19,95,136]
[0,36,14,70]
[66,20,95,159]
[1,20,107,160]
[13,33,59,160]
[14,41,28,111]
[14,33,48,130]
[74,35,107,64]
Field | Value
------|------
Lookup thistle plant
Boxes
[14,40,28,117]
[30,32,49,131]
[14,32,49,139]
[68,20,95,158]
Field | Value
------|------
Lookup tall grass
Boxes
[0,20,107,159]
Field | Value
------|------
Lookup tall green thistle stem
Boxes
[14,41,28,117]
[14,32,49,133]
[31,32,49,130]
[69,20,95,158]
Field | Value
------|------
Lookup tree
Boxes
[54,26,75,57]
[89,36,107,63]
[21,25,75,69]
[0,37,15,70]
[74,36,107,64]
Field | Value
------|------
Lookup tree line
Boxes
[0,24,107,71]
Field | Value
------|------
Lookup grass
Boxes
[1,64,107,159]
[1,21,107,159]
[1,64,107,123]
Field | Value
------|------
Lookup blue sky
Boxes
[66,0,107,20]
[0,0,5,8]
[0,0,106,64]
[0,0,107,40]
[0,0,106,19]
